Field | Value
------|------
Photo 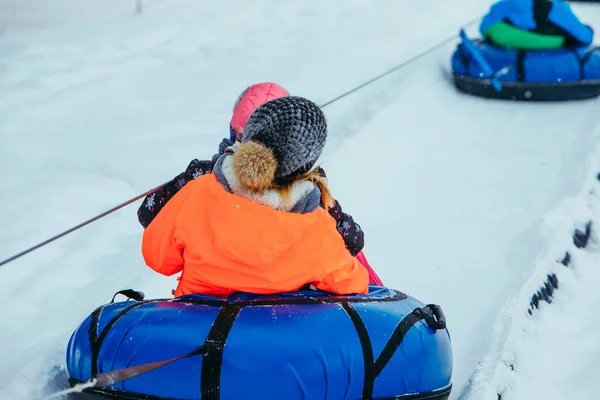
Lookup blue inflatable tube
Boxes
[66,286,453,400]
[451,31,600,101]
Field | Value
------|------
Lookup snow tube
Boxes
[451,31,600,101]
[66,286,453,400]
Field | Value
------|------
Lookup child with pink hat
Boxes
[137,82,382,286]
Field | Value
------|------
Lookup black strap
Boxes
[516,50,526,82]
[86,300,242,396]
[89,302,150,376]
[89,290,149,376]
[581,47,600,65]
[578,47,600,81]
[373,308,424,378]
[88,305,105,377]
[558,47,600,82]
[341,303,375,400]
[111,289,145,303]
[572,50,586,81]
[341,303,447,399]
[201,304,243,400]
[88,306,103,346]
[420,304,447,330]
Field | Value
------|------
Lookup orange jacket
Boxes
[142,173,368,297]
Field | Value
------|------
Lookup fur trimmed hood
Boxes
[213,148,321,214]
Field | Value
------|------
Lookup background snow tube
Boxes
[66,286,453,400]
[451,38,600,101]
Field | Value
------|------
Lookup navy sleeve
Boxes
[137,159,214,228]
[137,138,234,229]
[326,199,365,256]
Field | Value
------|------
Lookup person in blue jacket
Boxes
[480,0,593,49]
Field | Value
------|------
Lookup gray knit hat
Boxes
[241,96,327,180]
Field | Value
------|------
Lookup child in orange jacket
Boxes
[142,97,368,296]
[137,83,365,258]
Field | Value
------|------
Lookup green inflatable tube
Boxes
[484,22,565,50]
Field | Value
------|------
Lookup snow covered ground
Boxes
[462,140,600,400]
[2,1,600,399]
[502,171,600,400]
[504,237,600,400]
[458,134,600,400]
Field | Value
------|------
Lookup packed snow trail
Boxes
[2,1,600,399]
[464,139,600,400]
[504,234,600,400]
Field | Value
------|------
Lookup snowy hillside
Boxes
[482,144,600,400]
[2,1,600,399]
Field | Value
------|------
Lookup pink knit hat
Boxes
[230,82,289,136]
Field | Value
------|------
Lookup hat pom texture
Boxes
[232,141,278,192]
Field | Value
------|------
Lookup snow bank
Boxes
[461,130,600,400]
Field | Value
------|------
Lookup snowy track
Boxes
[503,215,600,400]
[2,1,600,399]
[463,141,600,400]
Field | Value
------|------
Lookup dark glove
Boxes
[212,138,236,163]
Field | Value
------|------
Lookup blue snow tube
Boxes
[451,30,600,101]
[66,286,453,400]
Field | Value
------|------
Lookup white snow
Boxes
[504,238,600,400]
[2,1,600,399]
[464,140,600,400]
[458,136,600,400]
